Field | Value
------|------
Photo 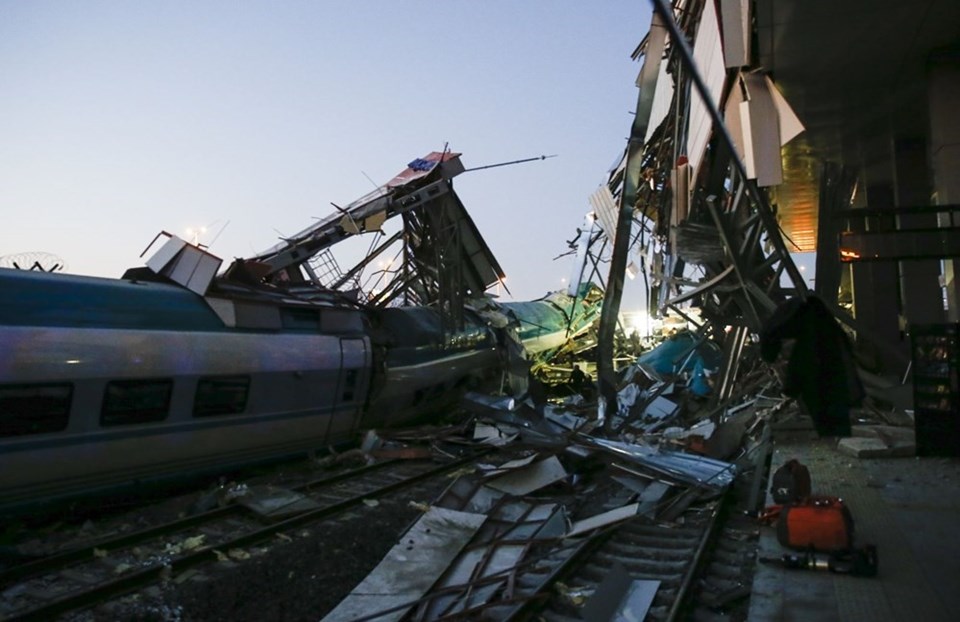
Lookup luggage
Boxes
[777,496,854,552]
[770,458,812,504]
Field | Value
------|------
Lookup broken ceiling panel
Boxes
[720,0,751,68]
[589,185,620,243]
[686,0,726,176]
[644,37,675,144]
[485,455,568,496]
[741,72,806,187]
[724,73,753,176]
[766,74,805,145]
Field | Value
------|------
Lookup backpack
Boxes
[770,458,812,504]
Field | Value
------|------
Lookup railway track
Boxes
[0,452,484,621]
[380,442,770,621]
[484,484,759,620]
[447,489,729,621]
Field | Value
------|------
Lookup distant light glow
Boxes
[621,310,655,337]
[186,226,207,245]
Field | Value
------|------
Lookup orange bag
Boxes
[776,496,854,552]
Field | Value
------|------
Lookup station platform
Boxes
[748,434,960,621]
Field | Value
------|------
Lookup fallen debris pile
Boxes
[320,318,921,621]
[321,387,764,620]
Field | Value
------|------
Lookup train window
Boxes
[0,383,72,437]
[101,379,172,426]
[321,310,363,333]
[281,308,320,331]
[194,376,250,417]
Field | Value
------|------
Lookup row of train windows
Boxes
[0,376,250,438]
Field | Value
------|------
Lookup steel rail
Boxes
[0,458,404,587]
[8,452,484,622]
[666,489,732,621]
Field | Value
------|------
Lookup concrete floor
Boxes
[748,435,960,621]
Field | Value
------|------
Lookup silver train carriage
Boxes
[0,268,499,515]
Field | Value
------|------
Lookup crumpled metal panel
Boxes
[586,437,736,490]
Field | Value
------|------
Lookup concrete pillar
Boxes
[928,48,960,321]
[894,137,945,326]
[815,162,843,305]
[852,183,907,373]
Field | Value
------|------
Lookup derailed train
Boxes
[0,262,600,515]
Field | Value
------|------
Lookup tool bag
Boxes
[770,458,812,504]
[777,496,854,552]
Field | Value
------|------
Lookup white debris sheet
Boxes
[321,507,486,622]
[485,455,568,496]
[568,503,641,537]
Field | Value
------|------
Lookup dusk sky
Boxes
[1,1,653,307]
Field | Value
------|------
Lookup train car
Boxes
[0,267,499,515]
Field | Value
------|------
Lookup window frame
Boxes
[0,382,73,437]
[193,375,251,417]
[100,378,173,426]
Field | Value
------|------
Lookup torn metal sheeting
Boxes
[473,423,518,447]
[479,454,537,476]
[644,395,680,420]
[321,506,486,622]
[420,545,526,618]
[435,474,506,515]
[463,391,516,413]
[567,503,640,537]
[611,475,672,519]
[236,486,321,520]
[662,418,717,441]
[636,480,672,518]
[581,562,660,622]
[485,455,568,496]
[543,406,591,432]
[611,474,653,495]
[418,500,566,618]
[586,438,736,491]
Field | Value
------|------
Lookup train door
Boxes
[326,337,370,441]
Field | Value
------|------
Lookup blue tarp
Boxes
[637,331,720,396]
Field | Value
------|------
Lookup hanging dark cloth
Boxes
[760,295,864,437]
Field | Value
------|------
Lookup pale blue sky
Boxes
[1,1,652,306]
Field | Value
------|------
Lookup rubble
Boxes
[319,285,923,620]
[320,359,754,620]
[837,425,916,459]
[236,486,323,520]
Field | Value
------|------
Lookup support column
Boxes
[928,48,960,321]
[894,137,944,325]
[815,161,855,305]
[852,183,906,373]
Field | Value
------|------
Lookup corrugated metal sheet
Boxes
[589,185,619,243]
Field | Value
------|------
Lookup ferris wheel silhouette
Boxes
[0,252,68,272]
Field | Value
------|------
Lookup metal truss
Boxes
[223,151,505,335]
[595,0,812,419]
